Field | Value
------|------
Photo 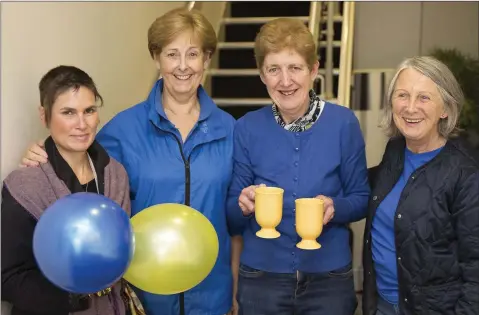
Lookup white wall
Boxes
[354,1,479,70]
[1,1,185,182]
[0,2,185,313]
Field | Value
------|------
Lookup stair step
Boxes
[224,24,263,43]
[219,49,257,69]
[218,48,341,69]
[206,69,340,76]
[219,105,266,119]
[211,76,328,99]
[214,98,273,106]
[230,1,310,17]
[222,16,308,24]
[222,15,343,24]
[218,42,256,49]
[211,76,268,98]
[224,22,317,43]
[218,41,341,49]
[224,20,342,43]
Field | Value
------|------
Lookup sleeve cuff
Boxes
[330,197,353,223]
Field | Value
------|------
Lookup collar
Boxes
[272,89,324,132]
[148,79,217,130]
[384,136,464,171]
[45,136,109,194]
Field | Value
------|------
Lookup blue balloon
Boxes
[33,192,134,294]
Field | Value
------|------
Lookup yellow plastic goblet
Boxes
[295,198,324,250]
[254,187,284,239]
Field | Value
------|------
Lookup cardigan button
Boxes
[373,196,378,201]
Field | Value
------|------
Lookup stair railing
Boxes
[186,1,195,11]
[323,2,335,100]
[308,1,327,99]
[337,2,355,108]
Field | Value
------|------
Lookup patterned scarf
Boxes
[272,90,324,132]
[121,280,146,315]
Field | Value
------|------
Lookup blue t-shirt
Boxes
[372,145,443,304]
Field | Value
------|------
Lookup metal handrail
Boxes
[308,1,321,36]
[201,2,228,87]
[337,2,355,108]
[324,2,335,100]
[217,40,341,49]
[309,1,328,99]
[186,1,195,11]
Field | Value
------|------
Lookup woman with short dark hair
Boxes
[1,65,132,315]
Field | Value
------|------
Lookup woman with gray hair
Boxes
[362,56,479,315]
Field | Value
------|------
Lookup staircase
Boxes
[198,1,355,119]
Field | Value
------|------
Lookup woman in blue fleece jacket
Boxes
[19,7,238,315]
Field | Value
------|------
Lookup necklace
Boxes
[81,159,89,192]
[80,153,99,194]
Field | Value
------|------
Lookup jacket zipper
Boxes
[169,132,191,315]
[392,155,439,309]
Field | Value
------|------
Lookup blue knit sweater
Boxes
[226,102,370,273]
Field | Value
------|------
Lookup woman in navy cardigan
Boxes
[226,18,370,315]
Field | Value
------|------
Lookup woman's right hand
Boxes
[238,184,266,216]
[19,140,48,167]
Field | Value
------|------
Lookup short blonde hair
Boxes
[381,56,465,138]
[148,8,217,58]
[254,18,317,70]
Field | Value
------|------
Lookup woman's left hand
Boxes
[315,195,335,225]
[228,298,239,315]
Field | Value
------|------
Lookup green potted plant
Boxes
[429,48,479,148]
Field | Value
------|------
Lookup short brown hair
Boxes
[39,65,103,126]
[254,18,317,70]
[148,8,217,58]
[381,56,465,138]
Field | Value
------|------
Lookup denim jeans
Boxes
[376,296,400,315]
[237,263,357,315]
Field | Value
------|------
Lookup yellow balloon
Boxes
[123,203,219,295]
